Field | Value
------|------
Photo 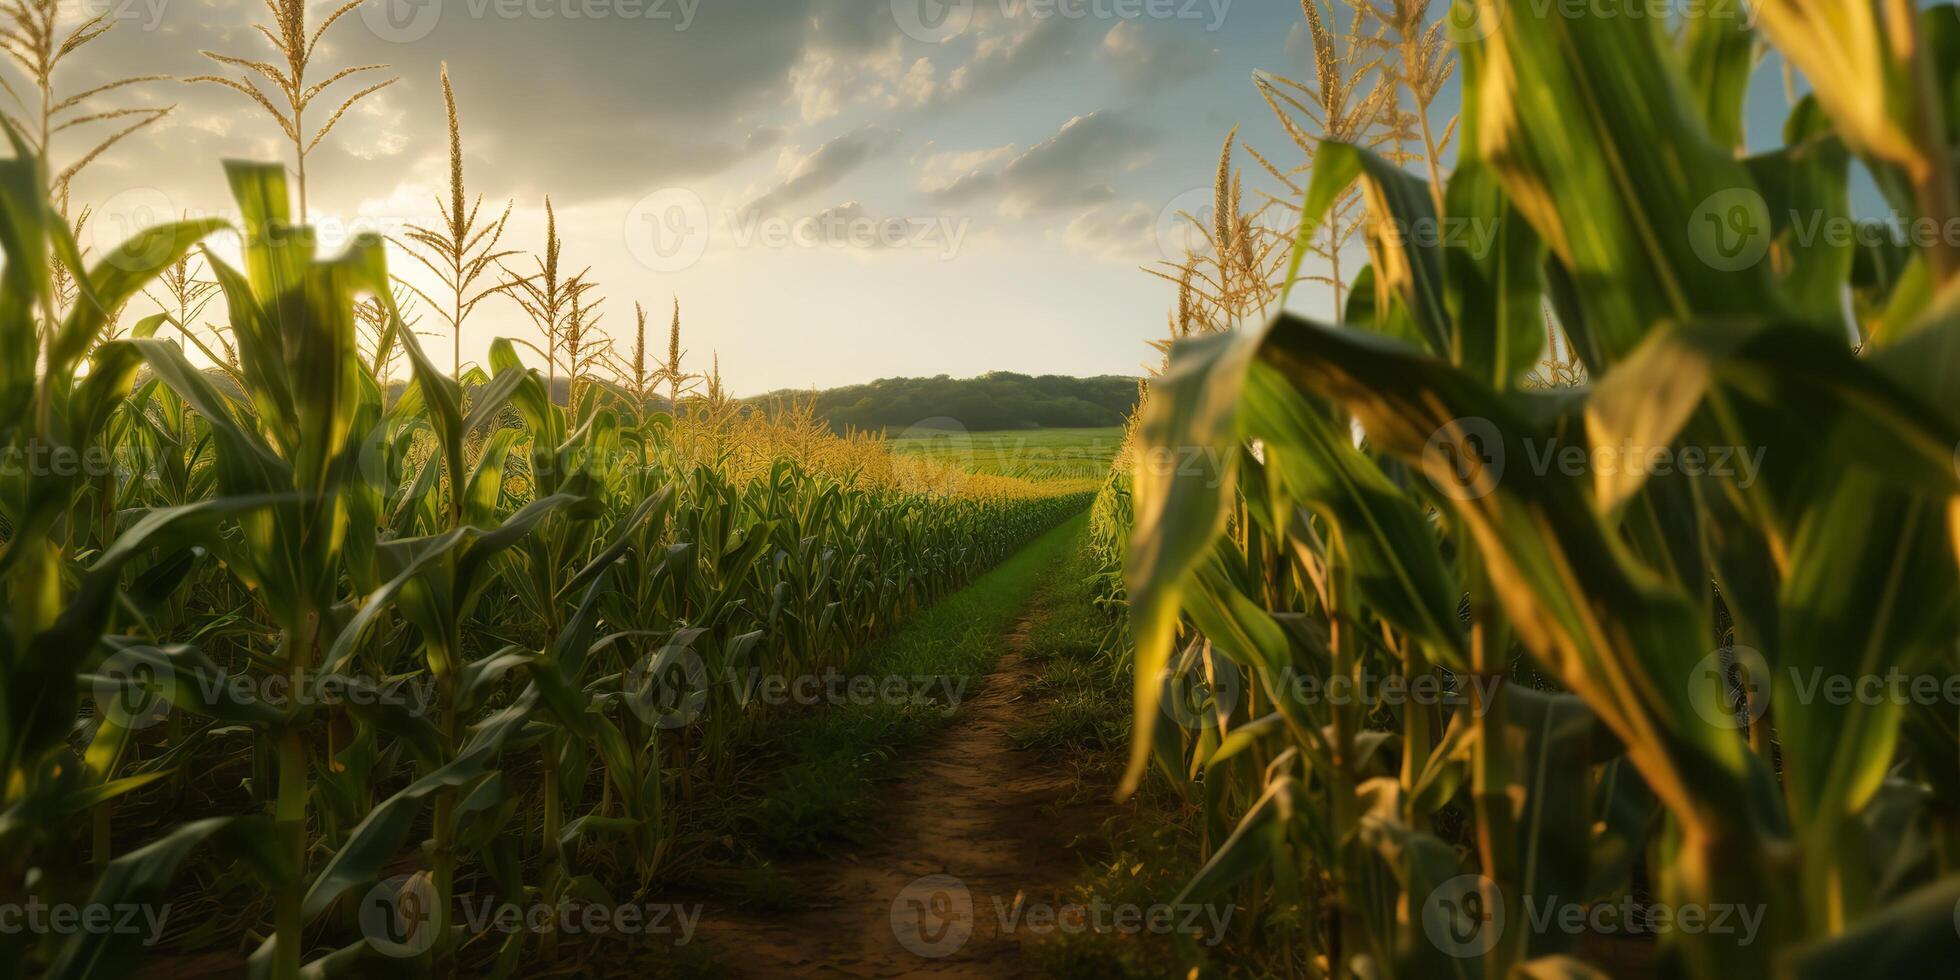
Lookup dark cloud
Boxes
[746,124,898,214]
[931,110,1154,216]
[71,0,852,207]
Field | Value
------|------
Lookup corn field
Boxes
[11,0,1960,975]
[0,138,1088,976]
[1091,0,1960,977]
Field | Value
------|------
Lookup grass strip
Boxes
[744,510,1092,853]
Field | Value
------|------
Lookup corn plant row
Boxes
[0,150,1087,978]
[1100,3,1960,977]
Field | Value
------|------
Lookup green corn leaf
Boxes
[1466,0,1782,367]
[49,218,226,380]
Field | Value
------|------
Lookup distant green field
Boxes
[887,426,1123,480]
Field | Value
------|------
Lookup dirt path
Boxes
[693,615,1114,978]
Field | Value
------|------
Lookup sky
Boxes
[57,0,1820,396]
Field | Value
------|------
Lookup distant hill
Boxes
[747,372,1142,434]
[365,370,1141,434]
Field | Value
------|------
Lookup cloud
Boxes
[71,0,873,209]
[1061,201,1156,257]
[915,143,1020,193]
[746,125,899,214]
[1099,21,1215,93]
[929,111,1155,216]
[938,13,1076,103]
[746,126,789,152]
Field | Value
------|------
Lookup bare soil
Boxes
[693,617,1115,978]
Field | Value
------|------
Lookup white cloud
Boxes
[1099,21,1215,93]
[1061,202,1156,258]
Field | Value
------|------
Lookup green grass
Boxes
[1007,535,1242,979]
[887,426,1123,481]
[1011,536,1129,755]
[743,510,1092,853]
